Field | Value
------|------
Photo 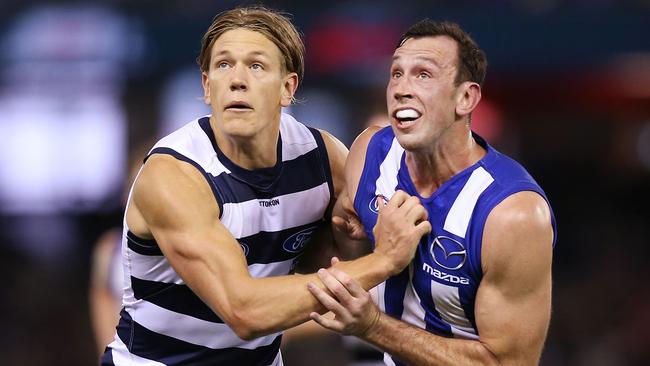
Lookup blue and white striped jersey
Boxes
[101,113,333,366]
[354,127,556,366]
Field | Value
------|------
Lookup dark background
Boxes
[0,1,649,365]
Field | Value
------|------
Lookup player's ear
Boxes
[201,72,210,105]
[455,82,481,117]
[280,72,299,107]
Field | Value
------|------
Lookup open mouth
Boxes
[393,108,421,126]
[225,101,252,111]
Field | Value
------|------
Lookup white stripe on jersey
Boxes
[375,138,404,199]
[383,353,397,366]
[279,113,318,162]
[369,282,386,313]
[126,251,294,283]
[151,117,232,177]
[249,258,295,278]
[127,303,281,349]
[268,351,284,366]
[444,167,494,238]
[220,182,330,239]
[401,264,427,329]
[108,334,166,365]
[430,280,478,339]
[126,249,185,284]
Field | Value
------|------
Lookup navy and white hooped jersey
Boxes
[354,127,556,366]
[101,113,334,366]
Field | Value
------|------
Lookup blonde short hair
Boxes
[197,6,305,83]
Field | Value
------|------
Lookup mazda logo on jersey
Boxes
[430,236,466,271]
[368,194,388,214]
[283,226,317,253]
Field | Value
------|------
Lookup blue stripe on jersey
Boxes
[199,117,283,192]
[148,147,225,215]
[100,346,115,366]
[410,249,455,337]
[383,267,410,319]
[126,231,162,256]
[130,276,224,323]
[115,309,281,366]
[149,145,327,204]
[213,148,329,203]
[127,221,324,265]
[240,220,323,264]
[307,127,334,201]
[352,128,396,242]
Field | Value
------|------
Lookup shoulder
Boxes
[481,191,553,276]
[133,153,219,223]
[345,126,388,202]
[482,145,542,191]
[151,117,214,163]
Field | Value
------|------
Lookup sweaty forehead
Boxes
[392,36,458,67]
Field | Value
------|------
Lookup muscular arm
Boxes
[330,126,383,253]
[310,191,554,365]
[128,152,427,340]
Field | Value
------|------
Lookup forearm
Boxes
[363,312,499,366]
[233,253,393,338]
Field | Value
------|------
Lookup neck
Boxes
[210,116,280,170]
[405,127,485,198]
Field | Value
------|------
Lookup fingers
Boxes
[382,191,428,226]
[309,311,344,332]
[307,281,347,315]
[415,220,432,237]
[316,268,355,304]
[333,214,367,240]
[383,190,408,211]
[330,257,340,266]
[332,215,349,232]
[327,266,365,297]
[406,201,428,225]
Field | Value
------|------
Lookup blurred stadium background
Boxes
[0,0,649,365]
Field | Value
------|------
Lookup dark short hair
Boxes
[397,20,487,86]
[197,6,305,83]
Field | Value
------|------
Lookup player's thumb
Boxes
[332,216,349,233]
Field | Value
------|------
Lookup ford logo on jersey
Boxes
[283,226,317,253]
[368,194,388,214]
[430,236,466,271]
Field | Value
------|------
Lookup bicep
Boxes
[131,155,251,313]
[475,191,554,365]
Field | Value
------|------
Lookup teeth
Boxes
[396,109,420,119]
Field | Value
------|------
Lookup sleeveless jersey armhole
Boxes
[146,147,225,219]
[470,184,557,280]
[307,127,334,219]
